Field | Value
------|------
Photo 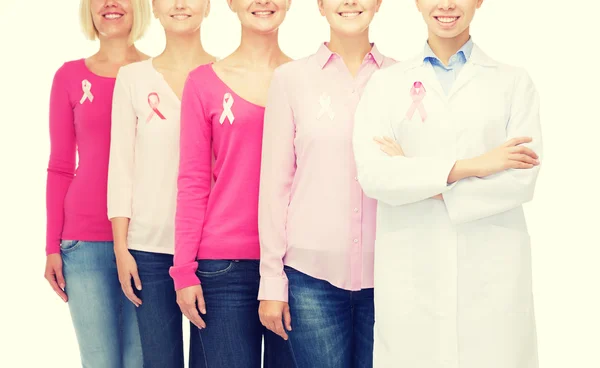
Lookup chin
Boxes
[333,25,368,38]
[167,24,201,34]
[250,23,282,34]
[98,28,132,39]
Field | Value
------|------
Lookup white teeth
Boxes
[437,17,457,23]
[340,12,361,18]
[104,13,123,19]
[253,11,274,16]
[171,15,190,20]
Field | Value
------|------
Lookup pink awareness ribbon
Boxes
[146,92,166,123]
[405,81,427,122]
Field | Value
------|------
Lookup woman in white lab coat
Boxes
[352,24,543,368]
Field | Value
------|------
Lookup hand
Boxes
[115,248,142,307]
[45,254,67,302]
[374,136,404,157]
[259,300,292,340]
[470,137,539,177]
[176,285,207,329]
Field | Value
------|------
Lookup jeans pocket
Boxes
[196,260,235,277]
[60,240,82,252]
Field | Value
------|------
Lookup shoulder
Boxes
[471,45,535,88]
[115,59,152,84]
[272,56,312,80]
[367,56,417,88]
[52,59,86,82]
[188,63,214,82]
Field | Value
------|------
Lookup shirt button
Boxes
[353,208,359,213]
[354,176,358,181]
[353,238,359,243]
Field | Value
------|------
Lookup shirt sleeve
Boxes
[443,70,542,224]
[107,69,136,220]
[169,75,212,290]
[45,65,75,255]
[257,68,296,302]
[353,71,457,207]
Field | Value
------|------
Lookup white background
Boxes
[1,0,599,367]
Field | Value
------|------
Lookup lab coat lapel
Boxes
[403,53,446,103]
[448,44,499,98]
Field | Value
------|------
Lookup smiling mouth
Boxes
[103,13,123,20]
[338,11,363,18]
[252,10,275,17]
[171,14,191,20]
[434,16,459,24]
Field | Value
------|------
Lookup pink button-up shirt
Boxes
[258,43,396,302]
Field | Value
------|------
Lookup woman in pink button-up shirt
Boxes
[258,1,395,367]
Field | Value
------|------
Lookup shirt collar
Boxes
[406,40,496,70]
[315,42,384,69]
[423,37,474,66]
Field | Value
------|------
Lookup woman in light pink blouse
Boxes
[43,0,149,366]
[258,1,395,367]
[107,0,215,367]
[171,0,294,367]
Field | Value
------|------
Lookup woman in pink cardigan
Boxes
[170,0,295,366]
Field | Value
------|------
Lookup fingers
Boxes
[373,136,403,156]
[373,137,387,146]
[177,288,207,329]
[509,161,535,169]
[55,267,68,302]
[504,137,533,147]
[258,302,289,340]
[183,304,206,330]
[270,319,289,340]
[45,271,67,302]
[196,289,207,315]
[121,280,142,307]
[283,305,292,332]
[131,270,142,291]
[509,153,539,166]
[510,146,539,160]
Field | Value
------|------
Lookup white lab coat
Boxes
[353,44,541,368]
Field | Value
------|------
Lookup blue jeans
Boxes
[130,250,204,368]
[193,260,295,368]
[286,266,375,368]
[61,240,143,368]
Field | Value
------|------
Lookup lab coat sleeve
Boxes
[353,71,458,207]
[443,69,542,224]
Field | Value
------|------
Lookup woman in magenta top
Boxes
[170,0,294,366]
[258,1,395,367]
[43,0,149,366]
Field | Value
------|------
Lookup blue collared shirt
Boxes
[424,37,474,94]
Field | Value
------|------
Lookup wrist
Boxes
[449,159,479,183]
[114,241,129,253]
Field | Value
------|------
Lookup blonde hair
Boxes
[79,0,151,44]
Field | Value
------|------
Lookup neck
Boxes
[96,36,141,64]
[427,28,470,64]
[157,31,210,69]
[234,28,283,68]
[328,30,372,66]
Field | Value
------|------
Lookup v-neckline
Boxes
[148,58,182,104]
[208,64,266,110]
